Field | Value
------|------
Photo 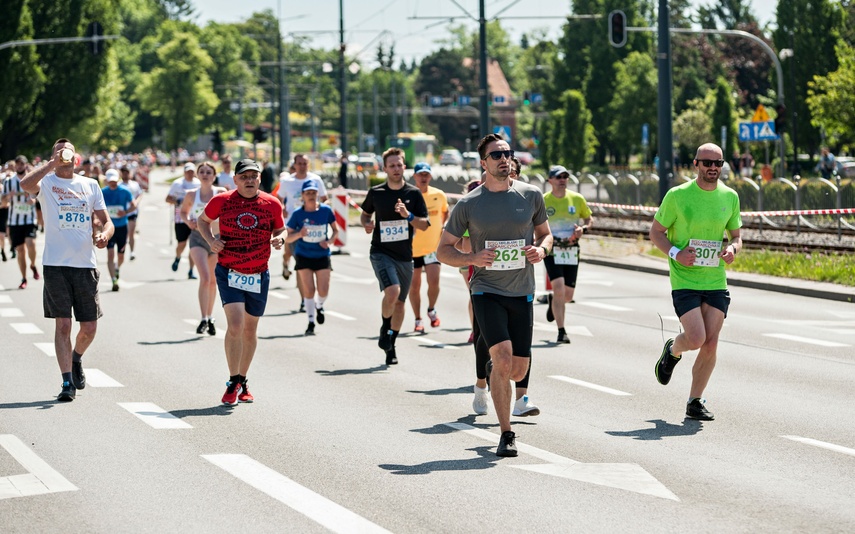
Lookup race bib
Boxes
[227,270,261,293]
[379,220,408,242]
[58,205,90,230]
[13,202,33,216]
[554,245,579,266]
[689,239,722,268]
[303,224,327,243]
[106,205,122,218]
[423,251,439,265]
[486,239,525,271]
[192,204,206,220]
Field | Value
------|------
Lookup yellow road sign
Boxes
[752,104,770,123]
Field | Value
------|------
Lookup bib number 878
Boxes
[65,212,86,223]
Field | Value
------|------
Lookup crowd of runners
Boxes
[4,136,740,456]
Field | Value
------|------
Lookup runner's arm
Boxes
[436,230,494,268]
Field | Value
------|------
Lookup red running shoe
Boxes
[428,309,440,328]
[18,279,27,290]
[31,265,40,280]
[221,381,241,405]
[238,380,254,403]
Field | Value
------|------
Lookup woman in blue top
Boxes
[283,180,339,335]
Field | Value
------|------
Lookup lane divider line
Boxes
[0,434,78,499]
[763,333,849,348]
[549,375,632,396]
[118,402,192,429]
[781,435,855,457]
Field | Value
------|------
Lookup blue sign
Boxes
[493,95,506,104]
[429,96,444,107]
[642,123,649,146]
[493,125,512,141]
[458,95,471,106]
[531,93,543,105]
[738,121,778,142]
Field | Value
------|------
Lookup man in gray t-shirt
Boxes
[437,134,552,458]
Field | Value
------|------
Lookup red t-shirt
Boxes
[204,190,285,274]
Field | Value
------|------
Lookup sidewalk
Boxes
[583,237,855,303]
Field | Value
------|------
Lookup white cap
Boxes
[184,162,196,172]
[105,169,120,182]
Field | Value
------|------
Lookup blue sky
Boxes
[194,0,778,68]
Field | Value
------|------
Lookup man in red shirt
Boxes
[197,159,286,405]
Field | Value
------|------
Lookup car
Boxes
[355,153,379,174]
[321,149,342,164]
[515,151,534,165]
[462,152,480,170]
[439,148,463,166]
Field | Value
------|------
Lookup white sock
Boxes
[316,295,327,308]
[304,298,316,322]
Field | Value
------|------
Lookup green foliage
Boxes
[806,40,855,146]
[608,52,657,162]
[558,90,594,170]
[728,250,855,287]
[674,105,713,156]
[711,77,738,153]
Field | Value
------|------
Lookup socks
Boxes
[62,372,72,383]
[391,330,399,347]
[304,298,316,322]
[316,295,327,308]
[381,315,392,331]
[72,350,83,363]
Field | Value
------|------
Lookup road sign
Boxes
[429,96,443,107]
[493,95,506,105]
[531,93,543,105]
[493,125,512,141]
[641,123,649,147]
[458,95,471,106]
[738,121,778,142]
[751,104,770,123]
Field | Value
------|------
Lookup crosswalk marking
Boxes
[576,301,632,312]
[0,308,24,318]
[202,454,392,534]
[323,310,356,321]
[0,435,78,500]
[10,323,43,334]
[85,369,124,387]
[549,375,632,396]
[268,291,290,299]
[33,343,55,357]
[330,272,375,285]
[118,402,192,429]
[413,337,459,350]
[781,435,855,457]
[763,333,849,348]
[533,323,592,336]
[0,295,12,304]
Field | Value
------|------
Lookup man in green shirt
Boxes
[649,143,742,421]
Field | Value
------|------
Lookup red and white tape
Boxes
[588,202,855,218]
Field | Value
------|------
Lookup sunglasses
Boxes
[486,150,514,160]
[697,159,725,168]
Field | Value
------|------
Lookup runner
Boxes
[284,180,339,335]
[3,155,39,289]
[101,169,135,292]
[360,147,429,365]
[180,162,225,335]
[0,165,8,262]
[120,165,143,261]
[437,134,552,457]
[165,162,199,278]
[20,138,114,401]
[216,154,235,190]
[197,158,286,405]
[408,162,449,333]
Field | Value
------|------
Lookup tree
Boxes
[673,105,714,160]
[557,90,595,171]
[710,77,738,157]
[608,52,658,163]
[806,41,855,145]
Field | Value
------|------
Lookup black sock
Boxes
[62,372,72,383]
[72,351,83,363]
[391,330,399,347]
[229,374,240,384]
[382,316,392,331]
[558,327,566,335]
[237,374,246,384]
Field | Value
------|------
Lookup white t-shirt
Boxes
[277,173,326,216]
[217,171,235,190]
[167,178,200,221]
[122,179,143,216]
[38,173,106,268]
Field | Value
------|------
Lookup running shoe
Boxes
[282,267,291,280]
[115,268,120,280]
[414,319,425,333]
[31,265,40,280]
[686,398,714,420]
[428,309,441,328]
[171,257,180,271]
[0,249,6,262]
[316,307,325,325]
[512,395,540,417]
[536,294,548,304]
[378,326,393,351]
[557,330,571,344]
[238,380,254,403]
[71,361,86,390]
[385,348,398,365]
[188,269,197,280]
[112,278,119,292]
[221,381,241,405]
[496,431,518,457]
[655,338,680,385]
[472,385,489,415]
[546,294,554,322]
[10,248,16,259]
[207,319,216,336]
[57,381,76,402]
[130,252,136,261]
[305,322,315,336]
[299,301,305,313]
[18,279,26,290]
[196,319,207,334]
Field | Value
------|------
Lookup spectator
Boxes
[816,147,836,179]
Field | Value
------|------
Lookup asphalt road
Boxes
[1,173,853,533]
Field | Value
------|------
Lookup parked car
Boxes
[462,152,480,170]
[356,152,379,174]
[515,151,534,165]
[439,148,463,166]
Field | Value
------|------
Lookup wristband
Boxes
[668,246,681,260]
[406,212,414,222]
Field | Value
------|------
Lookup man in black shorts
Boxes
[3,155,40,289]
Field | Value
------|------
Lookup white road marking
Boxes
[323,310,356,321]
[781,435,855,458]
[533,323,592,336]
[268,291,291,299]
[10,323,43,334]
[0,295,12,304]
[159,248,171,256]
[118,402,193,429]
[0,308,24,318]
[0,435,78,500]
[412,337,459,350]
[33,343,55,357]
[346,251,365,259]
[444,423,677,501]
[202,454,392,534]
[578,280,615,286]
[576,301,632,312]
[763,333,849,348]
[85,369,124,388]
[549,375,632,396]
[330,272,375,285]
[826,311,855,319]
[822,329,855,335]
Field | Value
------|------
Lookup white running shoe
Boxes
[472,385,490,415]
[512,395,540,417]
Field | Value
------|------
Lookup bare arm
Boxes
[720,229,741,265]
[524,220,553,264]
[393,197,429,231]
[197,213,223,253]
[21,155,60,195]
[179,192,197,229]
[649,219,696,266]
[92,210,114,248]
[360,211,374,234]
[436,230,495,268]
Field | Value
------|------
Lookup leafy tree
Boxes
[674,106,713,157]
[710,76,738,156]
[608,52,658,163]
[706,0,758,28]
[806,41,855,145]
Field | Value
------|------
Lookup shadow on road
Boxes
[316,365,388,376]
[605,418,704,440]
[379,446,499,474]
[138,337,203,346]
[0,400,58,410]
[170,405,236,419]
[406,385,471,396]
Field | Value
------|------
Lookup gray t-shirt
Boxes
[445,180,548,297]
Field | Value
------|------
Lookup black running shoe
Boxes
[57,381,76,402]
[485,359,493,390]
[305,322,316,336]
[546,294,554,322]
[171,257,179,271]
[378,326,393,350]
[557,331,571,344]
[316,307,325,325]
[71,361,86,390]
[385,348,398,365]
[655,338,680,385]
[207,319,216,336]
[496,430,518,457]
[1,249,6,262]
[686,398,715,420]
[299,301,305,313]
[196,319,207,334]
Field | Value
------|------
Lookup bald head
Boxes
[695,143,723,160]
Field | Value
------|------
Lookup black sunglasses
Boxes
[486,150,514,160]
[697,159,725,168]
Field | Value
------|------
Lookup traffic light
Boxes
[523,91,531,106]
[774,104,786,138]
[211,130,223,153]
[253,126,268,143]
[86,21,103,55]
[469,124,480,143]
[608,11,627,48]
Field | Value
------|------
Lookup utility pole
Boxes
[478,0,489,138]
[339,0,347,156]
[373,83,380,153]
[357,94,364,152]
[277,1,290,171]
[656,0,673,202]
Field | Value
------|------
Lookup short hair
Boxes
[476,134,504,160]
[53,138,71,146]
[509,156,521,176]
[293,153,308,163]
[463,179,481,193]
[221,154,232,163]
[382,147,405,166]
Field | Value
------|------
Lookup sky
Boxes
[194,0,778,68]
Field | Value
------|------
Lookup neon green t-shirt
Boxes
[654,179,742,290]
[544,190,592,246]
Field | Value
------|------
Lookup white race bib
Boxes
[227,270,261,293]
[303,224,326,243]
[423,251,439,265]
[486,239,525,271]
[553,245,579,265]
[689,239,722,268]
[192,204,206,220]
[58,205,90,230]
[379,220,408,242]
[106,205,122,218]
[13,202,33,216]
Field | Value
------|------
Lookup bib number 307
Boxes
[228,270,261,293]
[689,239,722,268]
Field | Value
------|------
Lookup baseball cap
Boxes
[234,159,261,174]
[105,169,120,182]
[413,162,432,174]
[184,162,196,172]
[301,180,320,192]
[15,155,28,164]
[548,165,569,179]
